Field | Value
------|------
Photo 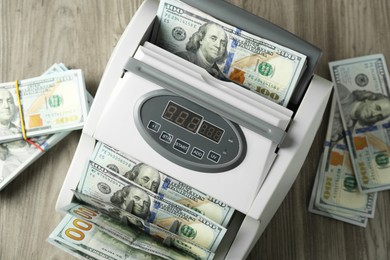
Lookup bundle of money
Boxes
[310,54,390,226]
[151,0,307,107]
[48,214,168,260]
[76,160,227,253]
[308,95,377,227]
[0,63,92,191]
[0,67,89,142]
[330,54,390,193]
[50,138,236,259]
[90,141,235,227]
[68,194,214,260]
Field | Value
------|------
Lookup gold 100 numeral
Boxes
[65,218,92,241]
[65,206,99,241]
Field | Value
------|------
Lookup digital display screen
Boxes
[162,101,225,143]
[198,121,224,143]
[162,101,202,133]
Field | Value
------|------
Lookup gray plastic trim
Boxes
[124,57,287,145]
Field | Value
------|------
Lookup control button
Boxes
[160,131,173,144]
[173,139,190,154]
[147,120,161,133]
[191,147,204,160]
[207,151,221,163]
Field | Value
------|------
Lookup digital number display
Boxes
[162,101,225,143]
[162,101,202,133]
[198,121,224,143]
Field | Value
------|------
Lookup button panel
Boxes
[173,139,190,154]
[148,127,225,164]
[136,90,247,173]
[207,151,221,163]
[147,120,161,133]
[191,147,204,160]
[160,131,173,144]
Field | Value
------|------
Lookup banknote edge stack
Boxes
[0,63,92,191]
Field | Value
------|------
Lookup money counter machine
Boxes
[55,0,333,259]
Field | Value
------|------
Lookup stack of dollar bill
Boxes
[309,54,390,227]
[0,63,92,191]
[49,141,235,259]
[151,0,307,107]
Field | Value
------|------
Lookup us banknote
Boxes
[0,63,93,191]
[76,160,227,252]
[314,95,377,218]
[44,62,69,73]
[0,63,94,191]
[0,132,70,191]
[152,0,307,107]
[308,154,368,228]
[48,214,164,260]
[67,197,214,260]
[90,141,235,227]
[329,54,390,193]
[0,68,89,143]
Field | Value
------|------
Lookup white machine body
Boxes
[56,0,332,259]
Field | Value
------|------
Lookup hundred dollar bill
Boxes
[0,64,94,191]
[0,69,89,143]
[90,141,235,227]
[49,238,99,260]
[308,154,368,228]
[0,132,70,191]
[77,160,227,252]
[152,0,307,107]
[67,196,214,260]
[315,95,377,217]
[48,214,164,260]
[329,54,390,192]
[0,64,81,191]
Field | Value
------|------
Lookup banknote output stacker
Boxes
[56,0,333,258]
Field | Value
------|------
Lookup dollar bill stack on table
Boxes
[47,0,311,259]
[0,63,92,191]
[309,54,390,227]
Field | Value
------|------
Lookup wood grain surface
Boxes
[0,0,389,259]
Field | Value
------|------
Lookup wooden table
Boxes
[1,0,389,259]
